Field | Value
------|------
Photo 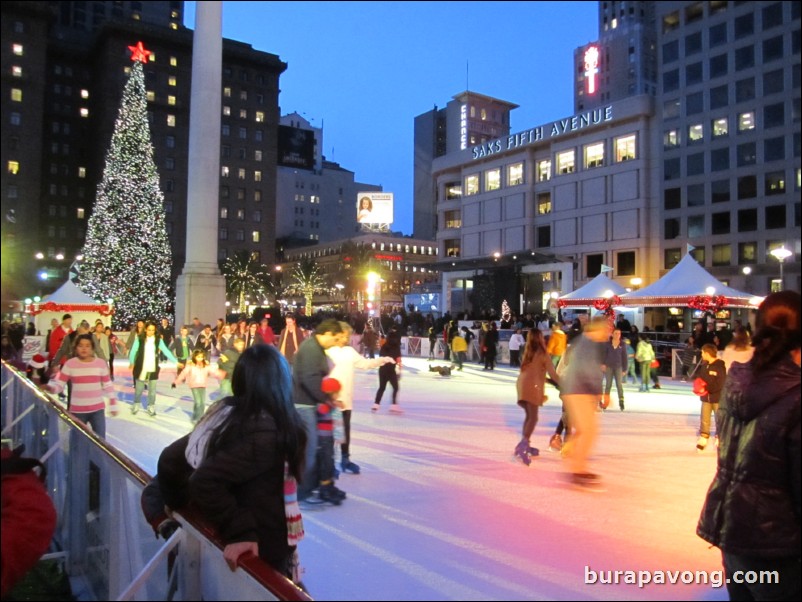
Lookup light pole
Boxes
[741,266,752,292]
[769,247,792,291]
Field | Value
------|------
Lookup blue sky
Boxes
[184,2,599,236]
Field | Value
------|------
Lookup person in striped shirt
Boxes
[47,333,117,438]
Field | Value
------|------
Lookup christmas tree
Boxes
[79,43,172,327]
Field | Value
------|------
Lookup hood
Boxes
[727,356,800,422]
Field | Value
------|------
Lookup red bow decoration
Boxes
[592,295,622,316]
[688,295,726,313]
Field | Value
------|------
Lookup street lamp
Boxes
[742,266,752,292]
[769,247,792,290]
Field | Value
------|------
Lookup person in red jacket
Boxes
[1,447,57,597]
[47,313,73,366]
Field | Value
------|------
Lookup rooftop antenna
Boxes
[466,59,469,92]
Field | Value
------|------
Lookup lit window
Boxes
[77,208,85,218]
[12,66,22,77]
[220,207,228,219]
[738,111,755,132]
[170,56,178,67]
[238,168,246,180]
[444,210,462,229]
[508,162,524,186]
[78,166,86,178]
[712,118,728,137]
[688,123,704,143]
[221,166,230,177]
[11,88,22,102]
[240,90,248,101]
[464,174,479,195]
[80,108,89,118]
[664,129,679,148]
[80,89,89,98]
[537,160,551,182]
[255,111,264,122]
[168,95,176,105]
[168,76,177,86]
[223,87,231,97]
[147,90,155,101]
[8,161,20,175]
[237,209,245,220]
[584,142,605,168]
[557,150,575,174]
[12,44,23,56]
[167,114,176,127]
[254,171,262,182]
[239,109,247,119]
[254,150,262,161]
[615,134,637,162]
[485,168,501,191]
[537,192,551,214]
[252,231,260,243]
[170,22,178,30]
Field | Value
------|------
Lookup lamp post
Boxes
[769,247,792,291]
[741,266,752,292]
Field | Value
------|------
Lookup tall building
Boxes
[1,0,285,303]
[413,91,518,241]
[414,1,799,319]
[275,112,383,250]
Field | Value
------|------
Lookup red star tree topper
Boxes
[128,41,151,63]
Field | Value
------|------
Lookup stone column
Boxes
[175,1,227,327]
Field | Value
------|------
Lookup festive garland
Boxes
[688,295,727,313]
[592,295,622,316]
[27,302,115,317]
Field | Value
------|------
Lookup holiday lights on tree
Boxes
[78,43,172,327]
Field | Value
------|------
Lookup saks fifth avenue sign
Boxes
[471,105,613,160]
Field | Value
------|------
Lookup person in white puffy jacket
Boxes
[326,321,395,474]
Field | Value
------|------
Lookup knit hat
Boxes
[29,354,47,369]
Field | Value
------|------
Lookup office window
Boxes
[688,123,704,144]
[664,248,681,269]
[764,103,784,128]
[709,54,728,78]
[687,184,704,207]
[219,228,228,240]
[738,209,758,232]
[222,124,230,136]
[738,241,757,263]
[617,251,635,276]
[586,254,603,278]
[663,40,679,63]
[734,13,754,38]
[10,88,22,102]
[737,142,757,167]
[507,162,523,186]
[238,127,247,139]
[167,114,176,127]
[237,168,246,180]
[464,174,479,196]
[712,244,731,266]
[710,85,728,110]
[664,218,680,239]
[255,111,264,123]
[709,22,727,47]
[254,190,262,202]
[712,118,728,137]
[10,112,21,126]
[735,46,755,70]
[252,231,260,243]
[537,226,551,248]
[664,158,680,180]
[735,78,756,104]
[164,158,174,170]
[615,134,636,162]
[444,239,460,257]
[664,187,681,210]
[663,69,680,92]
[763,36,784,63]
[584,142,604,168]
[688,215,705,238]
[444,210,461,229]
[687,153,704,176]
[237,188,246,200]
[254,170,262,182]
[664,129,679,148]
[254,150,262,161]
[239,109,247,119]
[763,69,784,95]
[445,181,462,200]
[168,76,177,87]
[537,192,552,215]
[663,99,680,119]
[221,166,230,178]
[738,175,757,199]
[712,212,730,235]
[557,150,575,174]
[485,168,501,191]
[12,44,23,56]
[712,179,730,204]
[765,136,785,162]
[686,62,703,86]
[737,111,755,133]
[765,205,786,229]
[220,207,228,219]
[235,230,245,241]
[765,171,785,195]
[537,160,551,182]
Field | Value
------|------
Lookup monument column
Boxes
[175,1,227,327]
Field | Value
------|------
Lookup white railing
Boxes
[1,361,311,602]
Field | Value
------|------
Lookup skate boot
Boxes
[318,483,346,505]
[341,454,361,475]
[548,434,563,452]
[514,440,531,466]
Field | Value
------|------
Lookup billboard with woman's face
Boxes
[357,192,393,224]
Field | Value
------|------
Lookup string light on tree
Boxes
[78,42,172,327]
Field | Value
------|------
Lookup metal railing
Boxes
[1,361,311,602]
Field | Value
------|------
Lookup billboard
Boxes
[277,125,315,170]
[357,192,394,225]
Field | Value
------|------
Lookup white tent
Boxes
[557,272,627,307]
[620,253,761,308]
[26,279,114,335]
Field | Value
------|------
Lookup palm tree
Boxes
[285,258,329,312]
[221,251,268,313]
[335,241,379,304]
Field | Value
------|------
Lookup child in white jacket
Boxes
[173,349,222,423]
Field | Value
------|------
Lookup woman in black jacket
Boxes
[697,291,801,601]
[372,328,402,413]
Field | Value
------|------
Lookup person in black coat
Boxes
[695,343,727,451]
[373,328,402,412]
[697,291,801,601]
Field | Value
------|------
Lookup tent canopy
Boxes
[620,254,760,308]
[557,273,627,307]
[26,279,113,335]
